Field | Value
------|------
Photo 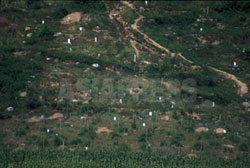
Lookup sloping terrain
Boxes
[0,1,249,167]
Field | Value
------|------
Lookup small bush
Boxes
[70,138,83,145]
[194,142,203,151]
[53,7,68,18]
[116,142,130,152]
[13,128,26,137]
[53,136,62,147]
[78,125,96,140]
[131,121,137,130]
[239,143,248,152]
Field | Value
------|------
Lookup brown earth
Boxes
[48,113,64,120]
[61,12,82,25]
[27,116,41,123]
[96,127,112,134]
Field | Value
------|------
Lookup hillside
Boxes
[0,1,250,167]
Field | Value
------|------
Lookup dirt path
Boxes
[121,1,248,96]
[130,40,140,57]
[106,2,156,56]
[209,66,248,96]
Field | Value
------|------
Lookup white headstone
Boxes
[120,99,123,103]
[212,102,215,107]
[79,27,83,31]
[223,129,226,134]
[41,114,45,120]
[233,61,237,67]
[242,48,245,53]
[145,1,148,5]
[159,96,162,102]
[6,107,14,112]
[94,37,97,43]
[149,111,152,116]
[56,133,58,136]
[42,20,45,24]
[143,123,146,127]
[200,28,203,32]
[46,57,50,61]
[134,54,136,63]
[70,48,72,52]
[67,38,71,44]
[47,129,50,133]
[171,104,174,108]
[114,116,117,121]
[92,63,99,68]
[85,146,88,150]
[98,53,100,57]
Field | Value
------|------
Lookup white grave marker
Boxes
[159,96,162,102]
[114,116,117,121]
[79,27,83,31]
[47,129,50,133]
[212,102,215,107]
[41,114,45,120]
[94,37,97,43]
[42,20,45,24]
[85,146,88,150]
[145,1,148,5]
[6,107,14,112]
[143,123,146,127]
[233,61,237,67]
[67,38,71,44]
[120,99,123,104]
[200,28,203,32]
[134,54,136,63]
[70,48,72,52]
[171,104,174,108]
[98,53,101,57]
[149,112,152,116]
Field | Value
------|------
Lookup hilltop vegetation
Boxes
[0,0,249,167]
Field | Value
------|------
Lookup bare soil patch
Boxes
[27,116,41,123]
[61,12,82,25]
[161,116,170,121]
[96,127,112,134]
[48,113,64,120]
[195,127,208,133]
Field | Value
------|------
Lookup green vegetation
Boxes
[0,149,249,168]
[0,0,249,167]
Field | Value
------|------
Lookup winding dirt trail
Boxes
[130,40,140,57]
[121,1,248,96]
[209,66,248,96]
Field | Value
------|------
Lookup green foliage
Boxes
[228,134,240,144]
[13,128,26,137]
[131,121,137,130]
[194,142,203,151]
[53,136,62,147]
[239,143,249,152]
[53,7,68,18]
[1,149,249,168]
[70,138,82,145]
[78,125,96,140]
[26,93,41,109]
